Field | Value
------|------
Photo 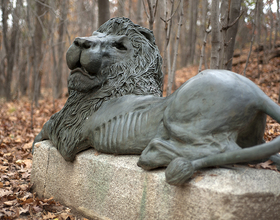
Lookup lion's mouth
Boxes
[70,67,96,79]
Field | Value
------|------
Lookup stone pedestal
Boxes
[31,141,280,220]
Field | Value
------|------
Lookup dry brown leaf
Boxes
[21,172,31,179]
[23,159,32,169]
[35,142,41,148]
[19,184,29,191]
[32,205,43,213]
[0,189,13,197]
[43,211,57,220]
[19,205,30,215]
[0,165,8,172]
[259,160,273,169]
[195,176,204,183]
[4,199,18,206]
[22,142,33,150]
[59,212,72,220]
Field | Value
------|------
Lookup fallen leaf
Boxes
[35,142,41,148]
[0,189,13,197]
[4,199,17,206]
[21,172,31,179]
[0,165,8,172]
[259,160,274,169]
[43,211,57,220]
[60,212,72,220]
[22,142,33,150]
[23,159,32,169]
[195,176,204,183]
[19,205,30,215]
[15,160,25,166]
[32,205,43,213]
[43,196,54,203]
[19,184,29,191]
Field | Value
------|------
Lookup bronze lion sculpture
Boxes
[33,17,280,185]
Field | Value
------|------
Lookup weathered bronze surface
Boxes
[33,17,280,185]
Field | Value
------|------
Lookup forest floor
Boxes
[1,52,280,219]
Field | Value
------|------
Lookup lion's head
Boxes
[66,17,163,97]
[47,18,164,160]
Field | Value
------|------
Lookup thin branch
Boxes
[221,10,244,32]
[35,0,62,19]
[243,23,256,76]
[142,0,150,19]
[199,27,211,73]
[160,0,181,23]
[154,0,159,18]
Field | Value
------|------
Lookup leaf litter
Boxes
[1,56,280,219]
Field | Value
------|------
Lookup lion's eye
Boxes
[112,42,127,51]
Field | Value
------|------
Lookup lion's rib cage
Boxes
[94,110,148,153]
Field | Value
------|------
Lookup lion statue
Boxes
[33,17,280,186]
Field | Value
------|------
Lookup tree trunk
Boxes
[210,0,220,69]
[98,0,110,27]
[243,0,258,77]
[136,0,143,26]
[274,0,279,48]
[167,0,184,95]
[128,0,132,18]
[55,0,68,99]
[118,0,126,17]
[189,0,198,64]
[146,0,158,31]
[180,0,188,68]
[33,0,47,107]
[256,0,263,78]
[225,0,241,70]
[1,0,20,101]
[219,0,229,69]
[19,44,28,96]
[91,0,97,32]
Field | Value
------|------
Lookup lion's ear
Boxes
[137,27,156,45]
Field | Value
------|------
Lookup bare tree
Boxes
[188,0,198,65]
[225,0,242,70]
[142,0,158,31]
[136,0,143,26]
[162,0,174,80]
[274,0,280,48]
[32,0,48,107]
[128,0,132,18]
[1,0,20,101]
[243,0,258,77]
[118,0,126,17]
[199,19,211,73]
[219,0,229,69]
[55,0,68,99]
[98,0,110,26]
[166,0,184,96]
[210,0,220,69]
[256,0,263,77]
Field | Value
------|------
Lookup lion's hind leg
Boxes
[137,134,241,171]
[137,138,180,170]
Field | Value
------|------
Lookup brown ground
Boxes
[1,54,280,219]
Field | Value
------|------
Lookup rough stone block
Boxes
[31,141,280,220]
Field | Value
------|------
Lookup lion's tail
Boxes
[259,93,280,123]
[165,136,280,185]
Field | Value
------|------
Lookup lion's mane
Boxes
[47,17,164,160]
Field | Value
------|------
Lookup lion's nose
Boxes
[74,37,95,49]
